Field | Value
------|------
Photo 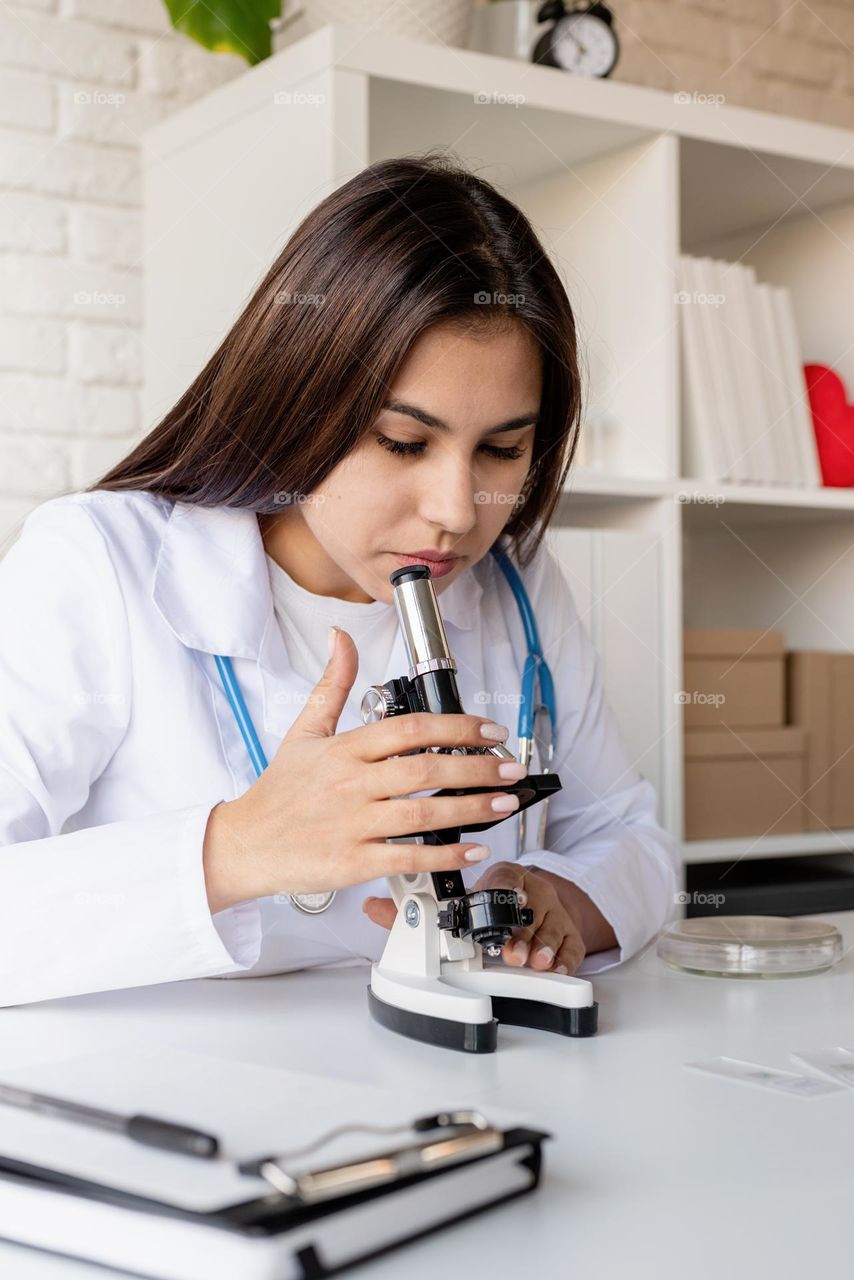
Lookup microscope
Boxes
[359,563,598,1053]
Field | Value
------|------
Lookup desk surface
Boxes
[2,912,852,1280]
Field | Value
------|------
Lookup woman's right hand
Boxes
[202,625,528,912]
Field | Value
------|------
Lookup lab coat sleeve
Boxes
[0,498,262,1007]
[510,541,681,976]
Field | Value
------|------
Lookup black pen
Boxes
[0,1081,220,1159]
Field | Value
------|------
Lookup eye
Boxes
[375,434,527,461]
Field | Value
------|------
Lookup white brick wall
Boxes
[0,0,243,550]
[1,0,852,550]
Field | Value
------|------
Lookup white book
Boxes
[735,262,784,484]
[771,285,823,487]
[0,1049,545,1280]
[719,260,777,483]
[693,256,749,482]
[754,282,804,486]
[678,255,726,481]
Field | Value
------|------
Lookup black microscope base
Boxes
[491,994,598,1038]
[367,985,598,1053]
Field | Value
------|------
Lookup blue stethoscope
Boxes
[214,544,556,914]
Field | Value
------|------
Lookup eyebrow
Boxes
[381,399,539,436]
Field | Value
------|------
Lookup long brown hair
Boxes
[90,151,583,568]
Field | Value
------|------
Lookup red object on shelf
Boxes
[804,363,854,487]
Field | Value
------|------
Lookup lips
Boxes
[404,552,460,564]
[392,551,461,579]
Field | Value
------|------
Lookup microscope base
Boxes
[367,985,498,1054]
[367,983,598,1052]
[491,994,598,1038]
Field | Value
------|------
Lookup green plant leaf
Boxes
[163,0,282,66]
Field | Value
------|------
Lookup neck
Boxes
[258,511,375,604]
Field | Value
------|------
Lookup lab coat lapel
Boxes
[152,500,269,658]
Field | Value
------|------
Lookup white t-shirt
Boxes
[265,553,400,722]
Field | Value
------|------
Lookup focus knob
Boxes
[361,684,396,724]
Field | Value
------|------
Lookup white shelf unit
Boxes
[142,23,854,870]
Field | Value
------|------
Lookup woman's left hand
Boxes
[362,860,587,975]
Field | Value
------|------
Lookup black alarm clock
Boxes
[532,1,620,77]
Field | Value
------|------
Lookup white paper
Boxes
[685,1055,845,1097]
[0,1048,528,1213]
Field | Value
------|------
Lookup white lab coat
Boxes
[0,490,680,1006]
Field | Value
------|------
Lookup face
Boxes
[261,320,542,604]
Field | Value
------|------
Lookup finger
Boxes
[470,861,526,898]
[367,788,521,841]
[370,751,528,802]
[500,883,544,967]
[553,928,586,976]
[361,839,492,881]
[339,711,511,763]
[289,627,358,739]
[521,906,567,971]
[362,896,397,929]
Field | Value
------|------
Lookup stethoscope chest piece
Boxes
[289,891,336,915]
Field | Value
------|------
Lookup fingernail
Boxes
[362,897,376,911]
[511,940,529,964]
[498,761,528,781]
[491,793,520,813]
[536,946,555,966]
[464,846,490,862]
[480,721,509,741]
[328,625,338,659]
[555,964,568,975]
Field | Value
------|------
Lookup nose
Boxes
[417,452,479,541]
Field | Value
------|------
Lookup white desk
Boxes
[1,911,852,1280]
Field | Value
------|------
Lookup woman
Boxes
[0,154,679,1007]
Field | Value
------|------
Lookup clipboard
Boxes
[0,1124,549,1280]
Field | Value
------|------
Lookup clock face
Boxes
[553,13,618,76]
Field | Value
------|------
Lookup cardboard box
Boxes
[684,727,808,840]
[682,629,784,728]
[787,651,854,830]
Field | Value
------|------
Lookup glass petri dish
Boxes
[656,915,843,978]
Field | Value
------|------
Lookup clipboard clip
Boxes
[237,1109,504,1204]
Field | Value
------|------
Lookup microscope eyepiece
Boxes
[389,564,432,588]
